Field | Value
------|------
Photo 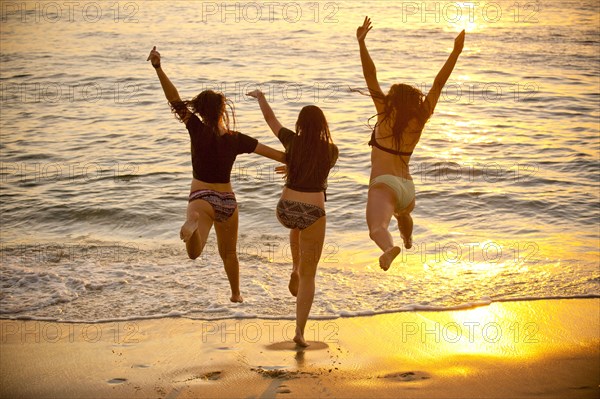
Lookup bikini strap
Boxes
[368,126,413,157]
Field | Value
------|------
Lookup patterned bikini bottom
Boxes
[276,199,325,230]
[189,189,237,223]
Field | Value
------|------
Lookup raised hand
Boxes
[147,46,161,67]
[356,16,372,42]
[247,88,281,135]
[246,89,264,99]
[454,30,465,54]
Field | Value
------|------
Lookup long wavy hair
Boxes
[286,105,333,186]
[170,90,236,134]
[356,83,430,152]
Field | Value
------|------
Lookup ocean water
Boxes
[1,0,598,321]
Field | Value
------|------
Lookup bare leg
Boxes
[294,216,326,347]
[289,228,300,297]
[396,214,413,249]
[395,198,416,249]
[367,185,400,271]
[214,208,243,303]
[181,215,198,242]
[181,200,214,260]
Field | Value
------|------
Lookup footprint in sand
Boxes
[216,346,239,351]
[202,371,222,380]
[173,370,223,383]
[260,381,294,397]
[265,341,329,351]
[380,371,431,382]
[107,378,127,384]
[251,367,316,380]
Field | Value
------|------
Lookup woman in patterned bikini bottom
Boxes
[248,89,338,347]
[148,46,285,303]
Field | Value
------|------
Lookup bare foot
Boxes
[293,333,309,347]
[288,271,299,297]
[379,246,401,271]
[402,235,412,249]
[230,294,243,303]
[180,214,198,242]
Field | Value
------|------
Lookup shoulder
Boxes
[420,95,437,120]
[185,113,203,131]
[328,142,339,167]
[234,131,258,153]
[278,127,296,146]
[278,127,295,138]
[279,127,295,134]
[231,130,250,139]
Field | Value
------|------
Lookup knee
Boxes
[298,259,318,279]
[298,267,316,280]
[369,226,386,241]
[219,249,238,264]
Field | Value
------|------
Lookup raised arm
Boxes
[246,90,283,137]
[357,16,384,114]
[424,30,465,116]
[147,46,191,123]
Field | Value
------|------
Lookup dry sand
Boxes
[1,298,598,398]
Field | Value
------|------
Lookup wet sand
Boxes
[1,298,598,398]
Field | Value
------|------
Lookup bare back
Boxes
[370,114,424,180]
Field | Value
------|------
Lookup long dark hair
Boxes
[355,83,430,152]
[286,105,333,185]
[170,90,236,134]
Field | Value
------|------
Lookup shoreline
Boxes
[1,298,599,398]
[1,294,598,324]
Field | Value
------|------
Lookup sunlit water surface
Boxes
[1,1,598,321]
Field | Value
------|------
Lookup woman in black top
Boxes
[148,47,285,303]
[247,89,338,346]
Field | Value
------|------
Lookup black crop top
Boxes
[278,127,338,194]
[186,114,258,183]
